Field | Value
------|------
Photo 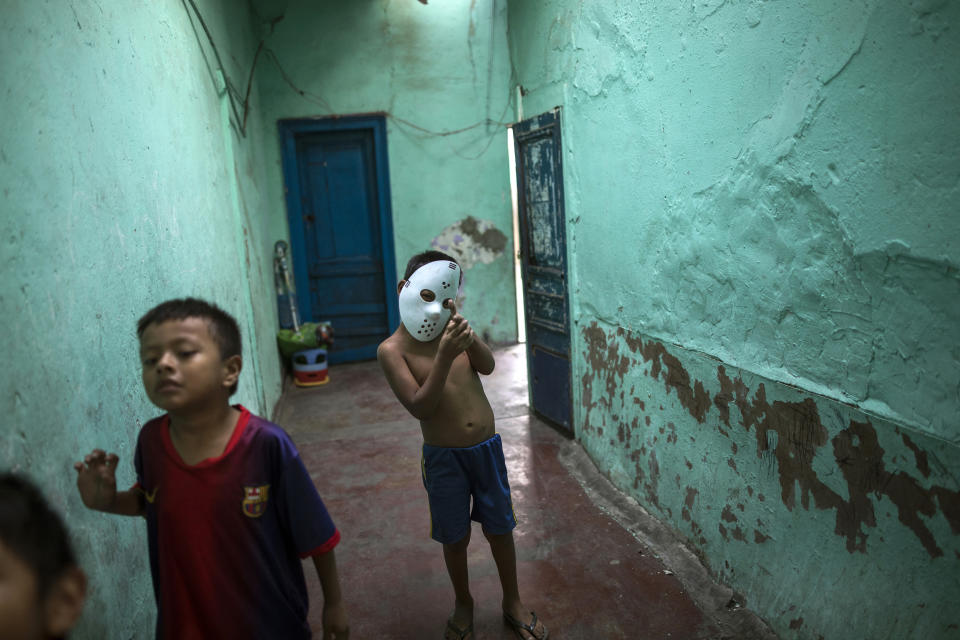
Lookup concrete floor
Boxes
[275,344,777,640]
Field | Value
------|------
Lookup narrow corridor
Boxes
[274,345,777,640]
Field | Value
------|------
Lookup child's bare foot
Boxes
[503,600,548,640]
[444,598,474,640]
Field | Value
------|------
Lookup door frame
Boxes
[277,114,399,343]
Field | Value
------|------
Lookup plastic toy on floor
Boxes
[279,323,335,387]
[292,347,329,387]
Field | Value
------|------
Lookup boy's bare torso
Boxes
[382,331,495,448]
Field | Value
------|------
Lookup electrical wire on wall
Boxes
[183,0,247,136]
[184,0,516,157]
[264,45,517,160]
[385,64,518,161]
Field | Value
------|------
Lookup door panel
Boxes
[280,117,398,364]
[530,346,572,429]
[513,109,572,433]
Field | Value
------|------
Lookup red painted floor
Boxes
[274,345,774,639]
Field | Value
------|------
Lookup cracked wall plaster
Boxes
[510,0,960,436]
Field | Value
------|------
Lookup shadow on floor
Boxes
[274,344,777,640]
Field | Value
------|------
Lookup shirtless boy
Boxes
[378,251,548,640]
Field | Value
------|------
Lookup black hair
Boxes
[0,473,77,599]
[137,298,242,395]
[403,250,463,285]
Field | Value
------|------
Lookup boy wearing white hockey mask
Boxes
[378,251,549,640]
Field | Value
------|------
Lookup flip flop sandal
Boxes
[444,617,474,640]
[503,610,549,640]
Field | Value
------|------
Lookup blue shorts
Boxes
[421,433,518,544]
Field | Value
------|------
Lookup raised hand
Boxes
[437,300,475,361]
[74,449,120,511]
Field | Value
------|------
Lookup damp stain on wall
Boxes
[580,321,960,559]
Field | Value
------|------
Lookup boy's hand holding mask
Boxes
[438,299,475,360]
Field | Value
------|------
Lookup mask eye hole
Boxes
[419,289,436,302]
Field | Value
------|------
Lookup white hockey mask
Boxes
[399,260,461,342]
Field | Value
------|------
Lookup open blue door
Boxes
[279,116,398,364]
[513,109,572,433]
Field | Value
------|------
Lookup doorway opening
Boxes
[507,126,526,344]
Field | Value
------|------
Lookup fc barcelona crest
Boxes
[242,485,270,518]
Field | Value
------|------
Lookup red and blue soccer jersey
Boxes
[134,406,339,639]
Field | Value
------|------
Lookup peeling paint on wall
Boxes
[430,215,508,270]
[583,322,960,556]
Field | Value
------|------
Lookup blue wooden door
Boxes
[513,109,572,433]
[279,116,398,364]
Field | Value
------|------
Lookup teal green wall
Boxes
[253,0,517,342]
[509,2,960,638]
[0,1,281,636]
[508,0,960,639]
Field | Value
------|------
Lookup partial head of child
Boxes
[0,473,87,640]
[401,250,463,284]
[136,298,243,411]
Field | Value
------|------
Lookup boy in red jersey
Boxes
[73,298,348,640]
